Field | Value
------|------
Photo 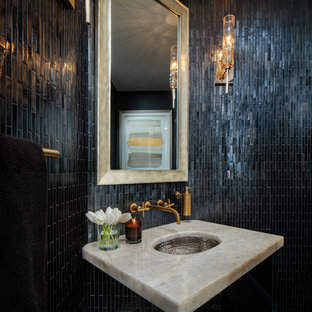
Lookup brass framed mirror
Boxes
[97,0,189,185]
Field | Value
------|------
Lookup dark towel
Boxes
[0,134,47,312]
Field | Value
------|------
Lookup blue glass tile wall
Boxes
[1,0,311,311]
[87,0,312,311]
[184,1,311,311]
[0,0,88,311]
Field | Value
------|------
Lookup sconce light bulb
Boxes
[0,40,11,51]
[169,45,178,89]
[222,14,235,68]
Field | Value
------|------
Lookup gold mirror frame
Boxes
[97,0,189,185]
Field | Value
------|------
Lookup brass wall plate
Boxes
[214,67,234,85]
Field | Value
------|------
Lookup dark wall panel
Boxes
[1,0,311,311]
[87,0,312,311]
[0,0,88,311]
[117,91,172,110]
[185,0,312,311]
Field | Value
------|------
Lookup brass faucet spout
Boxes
[145,202,181,224]
[162,206,181,224]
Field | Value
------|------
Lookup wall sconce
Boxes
[169,45,178,109]
[215,14,235,94]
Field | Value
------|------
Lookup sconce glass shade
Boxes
[222,14,235,68]
[216,49,225,79]
[169,45,178,89]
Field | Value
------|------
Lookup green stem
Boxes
[100,224,106,246]
[98,224,119,249]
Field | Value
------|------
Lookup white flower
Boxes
[85,211,97,223]
[86,209,105,225]
[112,207,122,225]
[85,207,132,225]
[95,209,106,224]
[118,212,132,223]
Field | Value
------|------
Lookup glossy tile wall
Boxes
[87,0,312,311]
[0,0,88,311]
[1,0,311,311]
[185,1,311,311]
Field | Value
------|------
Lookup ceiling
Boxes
[111,0,178,91]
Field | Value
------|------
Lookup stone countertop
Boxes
[82,220,284,312]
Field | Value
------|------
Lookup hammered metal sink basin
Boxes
[153,233,220,255]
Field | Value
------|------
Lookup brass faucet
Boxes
[129,201,150,218]
[146,200,181,224]
[130,199,181,224]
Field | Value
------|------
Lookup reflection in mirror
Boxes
[97,0,188,185]
[110,0,178,170]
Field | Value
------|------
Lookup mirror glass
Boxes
[97,0,188,185]
[110,0,179,170]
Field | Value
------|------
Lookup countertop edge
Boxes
[180,236,284,312]
[82,221,284,312]
[82,246,181,312]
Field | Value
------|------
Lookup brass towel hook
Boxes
[42,148,60,158]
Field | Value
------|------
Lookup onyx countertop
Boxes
[83,220,283,312]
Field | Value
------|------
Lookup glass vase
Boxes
[97,224,120,250]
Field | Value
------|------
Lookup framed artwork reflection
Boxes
[119,111,172,170]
